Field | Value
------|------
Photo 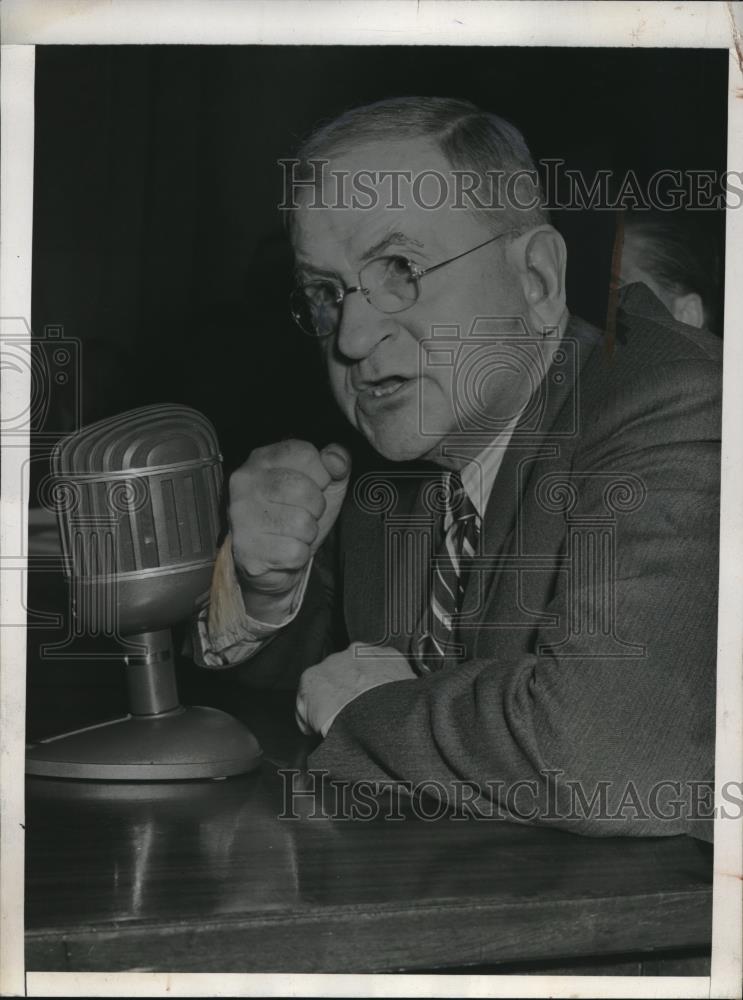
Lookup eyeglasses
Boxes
[289,229,517,338]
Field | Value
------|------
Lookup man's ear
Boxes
[671,291,704,330]
[509,226,568,333]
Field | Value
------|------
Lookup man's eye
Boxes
[386,256,414,277]
[373,256,416,288]
[304,281,341,306]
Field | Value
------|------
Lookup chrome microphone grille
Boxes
[49,404,224,633]
[28,405,263,779]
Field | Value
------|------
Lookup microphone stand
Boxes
[26,627,262,780]
[25,404,263,782]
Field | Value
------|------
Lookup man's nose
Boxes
[335,290,394,360]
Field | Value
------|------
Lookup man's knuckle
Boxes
[315,489,328,518]
[289,478,324,516]
[282,537,308,568]
[275,439,315,467]
[295,509,319,541]
[291,439,317,460]
[239,556,267,577]
[263,467,290,499]
[228,467,251,494]
[248,445,274,469]
[277,470,311,505]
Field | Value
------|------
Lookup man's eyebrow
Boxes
[293,260,341,281]
[293,231,426,280]
[359,231,425,263]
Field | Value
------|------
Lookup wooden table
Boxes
[22,543,712,975]
[25,670,713,975]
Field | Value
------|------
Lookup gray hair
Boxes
[286,95,549,234]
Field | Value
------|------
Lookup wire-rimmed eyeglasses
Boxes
[289,229,517,338]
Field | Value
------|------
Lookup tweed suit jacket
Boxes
[225,283,722,838]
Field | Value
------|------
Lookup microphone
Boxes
[26,404,262,780]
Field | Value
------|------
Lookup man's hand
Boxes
[227,439,351,623]
[295,642,417,737]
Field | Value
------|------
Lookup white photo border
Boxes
[1,3,741,998]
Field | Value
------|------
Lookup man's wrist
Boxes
[237,582,302,625]
[207,534,309,641]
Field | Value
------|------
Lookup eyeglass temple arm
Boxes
[326,229,517,302]
[416,230,517,279]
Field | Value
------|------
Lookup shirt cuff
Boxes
[195,534,311,668]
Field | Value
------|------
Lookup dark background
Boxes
[23,51,725,962]
[31,45,728,475]
[25,43,728,776]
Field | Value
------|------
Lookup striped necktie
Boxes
[414,470,481,672]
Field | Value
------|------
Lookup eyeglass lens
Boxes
[291,255,420,336]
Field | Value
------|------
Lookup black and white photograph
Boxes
[1,2,742,997]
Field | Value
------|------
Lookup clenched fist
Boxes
[227,439,351,622]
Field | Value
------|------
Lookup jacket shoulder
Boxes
[571,286,721,441]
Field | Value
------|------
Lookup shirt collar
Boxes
[459,415,521,519]
[444,322,568,519]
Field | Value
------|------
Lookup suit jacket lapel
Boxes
[459,317,601,658]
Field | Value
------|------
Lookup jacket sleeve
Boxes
[309,356,721,838]
[188,525,345,692]
[190,535,314,669]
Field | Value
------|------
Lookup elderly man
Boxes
[194,97,721,837]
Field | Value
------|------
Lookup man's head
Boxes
[286,97,568,466]
[620,211,722,334]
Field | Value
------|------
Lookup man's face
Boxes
[292,138,532,464]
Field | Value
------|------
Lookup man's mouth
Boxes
[366,376,409,398]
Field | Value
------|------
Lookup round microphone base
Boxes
[25,705,263,781]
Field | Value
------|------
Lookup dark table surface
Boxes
[25,671,713,975]
[23,552,713,975]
